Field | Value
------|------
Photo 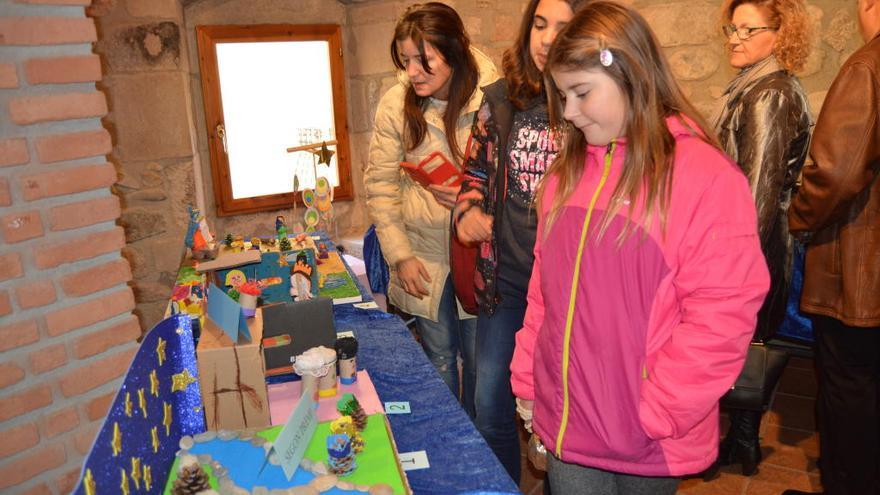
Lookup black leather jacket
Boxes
[716,71,812,341]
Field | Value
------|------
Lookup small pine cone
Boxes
[330,455,357,476]
[350,406,367,432]
[171,464,211,495]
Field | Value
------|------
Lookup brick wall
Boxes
[0,1,139,493]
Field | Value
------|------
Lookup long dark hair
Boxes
[390,2,479,163]
[540,1,718,240]
[503,0,592,109]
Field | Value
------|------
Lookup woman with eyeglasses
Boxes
[708,0,813,478]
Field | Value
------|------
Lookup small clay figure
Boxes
[318,242,330,259]
[230,234,245,252]
[330,415,364,453]
[276,215,288,239]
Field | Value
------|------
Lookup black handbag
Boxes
[720,343,790,412]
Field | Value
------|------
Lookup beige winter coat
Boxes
[365,48,499,321]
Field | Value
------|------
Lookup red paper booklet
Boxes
[401,151,463,188]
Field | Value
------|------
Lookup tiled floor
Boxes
[517,357,821,495]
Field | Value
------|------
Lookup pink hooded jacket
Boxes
[510,117,770,476]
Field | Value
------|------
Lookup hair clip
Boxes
[599,48,614,67]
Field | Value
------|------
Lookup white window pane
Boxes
[215,41,340,200]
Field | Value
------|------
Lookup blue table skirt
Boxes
[317,235,519,493]
[336,304,519,494]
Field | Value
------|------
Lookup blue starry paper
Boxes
[74,315,205,495]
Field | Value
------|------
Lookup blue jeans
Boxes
[474,300,527,484]
[415,276,477,418]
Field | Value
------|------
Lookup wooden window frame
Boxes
[196,24,353,217]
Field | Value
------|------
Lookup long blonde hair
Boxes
[538,1,719,240]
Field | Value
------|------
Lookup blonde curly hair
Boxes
[721,0,812,73]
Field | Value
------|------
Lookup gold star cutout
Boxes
[111,422,122,457]
[162,401,173,436]
[83,469,96,495]
[130,457,141,490]
[120,467,130,495]
[124,391,132,417]
[143,464,152,491]
[171,369,197,393]
[149,369,159,397]
[311,141,335,165]
[156,338,166,367]
[137,388,147,419]
[150,426,159,453]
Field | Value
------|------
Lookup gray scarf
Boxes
[711,55,783,132]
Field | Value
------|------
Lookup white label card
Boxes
[336,330,355,338]
[270,385,318,480]
[353,301,379,309]
[398,450,430,471]
[384,401,411,414]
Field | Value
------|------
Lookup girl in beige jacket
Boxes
[364,2,499,416]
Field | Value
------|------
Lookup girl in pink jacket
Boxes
[509,2,770,493]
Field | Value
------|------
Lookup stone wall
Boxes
[91,0,199,329]
[342,0,861,155]
[0,1,139,493]
[97,0,861,330]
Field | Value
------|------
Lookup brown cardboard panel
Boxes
[197,310,270,430]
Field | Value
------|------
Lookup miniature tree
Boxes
[278,236,292,252]
[224,233,234,247]
[337,394,367,432]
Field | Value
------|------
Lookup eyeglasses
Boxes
[722,24,776,40]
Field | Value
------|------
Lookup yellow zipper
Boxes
[555,141,615,457]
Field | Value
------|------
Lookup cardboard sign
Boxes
[206,283,251,342]
[265,385,318,480]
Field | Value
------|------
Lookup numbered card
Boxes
[398,450,430,471]
[384,401,411,414]
[353,301,379,309]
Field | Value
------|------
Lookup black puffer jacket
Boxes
[716,70,813,341]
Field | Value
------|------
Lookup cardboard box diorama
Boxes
[197,308,270,431]
[197,281,336,430]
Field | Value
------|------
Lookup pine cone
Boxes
[329,454,357,476]
[171,464,211,495]
[350,404,368,432]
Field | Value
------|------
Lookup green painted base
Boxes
[164,413,407,494]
